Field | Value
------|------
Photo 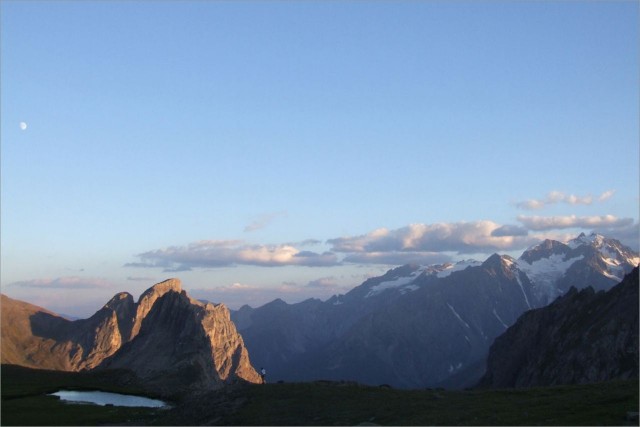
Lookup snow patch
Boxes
[447,303,470,329]
[366,268,425,297]
[400,284,420,294]
[515,274,532,309]
[448,362,463,374]
[436,260,481,278]
[517,253,584,301]
[493,308,509,329]
[567,233,603,249]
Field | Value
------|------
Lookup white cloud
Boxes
[516,190,615,210]
[517,199,546,210]
[127,213,637,273]
[342,252,452,266]
[517,214,634,231]
[598,190,616,202]
[328,221,539,255]
[126,240,339,270]
[592,222,640,251]
[244,211,287,232]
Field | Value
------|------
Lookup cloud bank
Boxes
[126,188,636,270]
[126,240,339,271]
[516,214,634,231]
[327,221,539,255]
[516,190,615,210]
[127,214,637,270]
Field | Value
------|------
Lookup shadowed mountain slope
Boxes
[478,267,639,388]
[233,233,638,388]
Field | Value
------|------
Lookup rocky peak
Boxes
[568,232,604,248]
[102,292,136,345]
[482,253,512,273]
[99,289,261,392]
[104,292,134,310]
[139,278,182,300]
[129,278,182,340]
[520,239,571,264]
[2,278,261,393]
[566,233,638,264]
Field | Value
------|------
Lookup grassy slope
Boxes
[217,380,639,426]
[2,365,638,426]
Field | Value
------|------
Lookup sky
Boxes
[1,1,638,318]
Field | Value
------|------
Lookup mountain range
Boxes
[1,279,260,392]
[1,232,637,392]
[231,233,639,388]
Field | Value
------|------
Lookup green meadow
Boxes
[2,365,637,426]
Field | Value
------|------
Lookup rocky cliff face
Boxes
[1,279,260,390]
[1,294,77,371]
[98,286,261,391]
[478,267,639,388]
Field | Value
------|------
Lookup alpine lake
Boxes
[49,390,168,408]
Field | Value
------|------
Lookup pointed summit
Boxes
[139,278,182,300]
[567,232,605,249]
[130,278,183,340]
[482,254,520,280]
[520,239,571,264]
[1,278,261,392]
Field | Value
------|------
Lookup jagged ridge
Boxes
[1,279,260,391]
[478,267,639,388]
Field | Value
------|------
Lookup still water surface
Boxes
[50,390,167,408]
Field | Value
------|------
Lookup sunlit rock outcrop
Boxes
[1,279,260,391]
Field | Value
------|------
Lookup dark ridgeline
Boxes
[478,267,639,388]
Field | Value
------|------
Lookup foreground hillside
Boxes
[2,365,638,426]
[480,267,639,388]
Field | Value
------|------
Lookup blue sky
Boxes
[2,1,638,317]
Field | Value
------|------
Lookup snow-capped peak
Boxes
[567,232,639,271]
[363,259,482,298]
[433,259,481,278]
[365,265,426,298]
[518,232,639,305]
[567,232,605,249]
